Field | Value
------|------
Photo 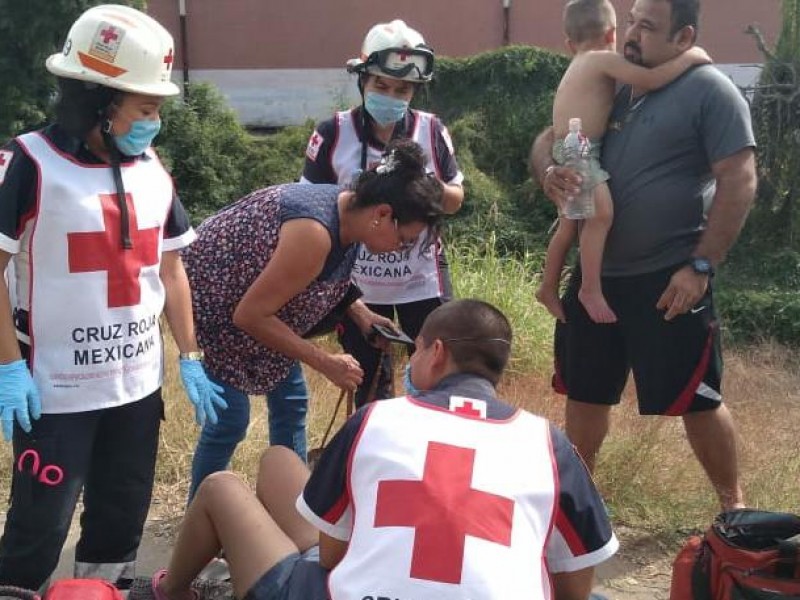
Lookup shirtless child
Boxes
[536,0,710,323]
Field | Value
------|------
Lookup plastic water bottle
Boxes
[562,117,596,220]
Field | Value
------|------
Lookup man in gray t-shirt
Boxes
[531,0,757,512]
[602,63,754,276]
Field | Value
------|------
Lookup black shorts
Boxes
[552,264,723,415]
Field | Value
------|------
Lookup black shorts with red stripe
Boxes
[552,263,722,415]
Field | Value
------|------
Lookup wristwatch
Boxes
[180,351,205,361]
[688,257,714,277]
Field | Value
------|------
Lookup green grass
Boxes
[448,233,554,376]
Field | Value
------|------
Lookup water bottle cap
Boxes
[569,117,583,132]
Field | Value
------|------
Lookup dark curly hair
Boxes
[350,138,444,228]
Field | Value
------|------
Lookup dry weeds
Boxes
[140,337,800,532]
[0,336,796,596]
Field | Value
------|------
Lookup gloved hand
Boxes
[0,359,41,441]
[179,358,228,426]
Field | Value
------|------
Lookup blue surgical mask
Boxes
[365,92,409,127]
[114,119,161,156]
[403,363,421,396]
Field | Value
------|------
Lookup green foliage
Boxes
[716,0,800,345]
[156,82,310,222]
[156,83,258,221]
[716,245,800,345]
[447,236,552,374]
[0,0,144,142]
[776,0,800,66]
[250,122,316,187]
[725,241,800,289]
[747,0,800,247]
[418,46,568,254]
[426,46,567,184]
[717,287,800,346]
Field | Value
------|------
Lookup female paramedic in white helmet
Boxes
[300,19,465,408]
[0,4,225,591]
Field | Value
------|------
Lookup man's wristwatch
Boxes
[688,256,714,277]
[180,351,205,361]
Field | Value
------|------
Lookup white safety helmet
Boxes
[46,4,180,97]
[347,19,434,83]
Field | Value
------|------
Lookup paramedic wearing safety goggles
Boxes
[300,19,465,411]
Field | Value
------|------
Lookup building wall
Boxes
[147,0,781,126]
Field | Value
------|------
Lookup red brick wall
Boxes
[147,0,780,69]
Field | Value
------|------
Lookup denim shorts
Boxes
[243,546,328,600]
[552,138,610,187]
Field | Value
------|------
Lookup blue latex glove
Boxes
[179,358,227,426]
[0,359,41,441]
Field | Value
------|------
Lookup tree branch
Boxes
[745,24,778,63]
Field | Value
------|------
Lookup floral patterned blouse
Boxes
[183,183,356,393]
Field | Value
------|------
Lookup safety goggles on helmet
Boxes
[356,46,435,82]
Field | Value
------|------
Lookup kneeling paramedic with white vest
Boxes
[144,299,617,600]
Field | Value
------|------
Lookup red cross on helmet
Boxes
[46,4,180,97]
[347,19,435,83]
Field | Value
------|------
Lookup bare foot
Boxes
[578,288,617,323]
[536,286,566,322]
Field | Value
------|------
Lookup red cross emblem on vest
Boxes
[68,193,160,308]
[450,396,487,418]
[456,401,481,416]
[0,151,11,185]
[374,441,514,584]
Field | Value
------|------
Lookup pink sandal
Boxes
[150,570,199,600]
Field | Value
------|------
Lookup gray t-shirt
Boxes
[601,65,755,277]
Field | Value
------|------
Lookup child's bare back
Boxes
[554,47,711,140]
[553,52,617,140]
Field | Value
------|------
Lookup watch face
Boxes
[692,258,712,274]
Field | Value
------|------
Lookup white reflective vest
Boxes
[328,397,558,599]
[330,109,445,304]
[14,132,177,413]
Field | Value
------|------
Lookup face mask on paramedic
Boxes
[114,119,161,156]
[365,92,409,127]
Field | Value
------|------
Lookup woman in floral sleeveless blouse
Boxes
[183,139,444,497]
